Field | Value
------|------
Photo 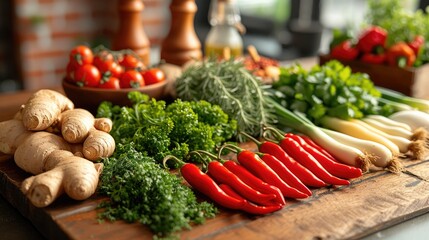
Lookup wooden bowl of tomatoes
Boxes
[62,45,169,113]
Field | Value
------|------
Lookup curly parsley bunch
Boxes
[97,91,237,166]
[98,143,217,237]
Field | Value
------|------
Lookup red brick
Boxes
[52,31,98,39]
[25,70,44,78]
[14,0,30,5]
[23,70,64,90]
[38,0,55,4]
[64,12,87,21]
[55,67,66,75]
[25,49,68,59]
[17,32,38,42]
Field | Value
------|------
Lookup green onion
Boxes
[378,98,415,112]
[267,97,370,170]
[377,87,429,113]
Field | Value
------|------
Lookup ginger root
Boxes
[21,149,103,207]
[21,89,74,131]
[59,108,113,142]
[0,89,115,207]
[0,119,31,155]
[83,128,116,161]
[59,108,115,160]
[60,109,95,143]
[14,132,72,175]
[11,131,103,207]
[10,130,104,208]
[94,118,113,133]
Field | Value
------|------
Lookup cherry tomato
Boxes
[141,68,165,85]
[98,76,120,89]
[74,64,101,87]
[94,51,124,79]
[109,62,124,78]
[66,62,76,83]
[69,45,94,67]
[119,54,145,70]
[120,70,145,88]
[93,50,115,73]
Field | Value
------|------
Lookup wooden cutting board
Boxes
[1,154,429,240]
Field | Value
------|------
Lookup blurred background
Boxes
[0,0,426,93]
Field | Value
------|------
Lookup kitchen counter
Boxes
[1,59,429,240]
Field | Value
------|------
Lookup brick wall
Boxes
[12,0,170,91]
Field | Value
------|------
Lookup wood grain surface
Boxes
[1,154,429,240]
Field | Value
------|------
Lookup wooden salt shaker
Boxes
[112,0,150,66]
[160,0,202,66]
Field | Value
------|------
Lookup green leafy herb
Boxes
[97,91,237,166]
[271,60,393,122]
[174,58,274,141]
[98,143,217,237]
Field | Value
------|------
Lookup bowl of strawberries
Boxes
[62,45,169,112]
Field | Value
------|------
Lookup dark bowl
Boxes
[62,79,168,114]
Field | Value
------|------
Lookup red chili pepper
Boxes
[285,133,362,179]
[330,40,359,61]
[224,145,308,199]
[356,26,387,53]
[191,150,285,206]
[259,141,326,188]
[258,153,312,196]
[386,42,416,68]
[223,160,286,206]
[407,35,424,55]
[360,53,386,64]
[207,161,278,206]
[179,162,246,210]
[239,130,326,189]
[299,135,336,161]
[280,138,350,186]
[219,184,283,215]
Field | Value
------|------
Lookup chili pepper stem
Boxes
[188,151,224,172]
[239,131,263,147]
[263,126,286,142]
[162,155,185,169]
[192,150,219,161]
[218,143,242,159]
[188,151,209,164]
[189,150,230,166]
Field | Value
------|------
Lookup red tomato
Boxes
[93,50,115,73]
[109,62,124,78]
[74,64,101,87]
[98,76,120,89]
[69,45,94,67]
[119,54,145,70]
[66,62,76,82]
[120,70,145,88]
[94,51,124,79]
[141,68,165,85]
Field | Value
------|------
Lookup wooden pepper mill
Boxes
[160,0,202,66]
[112,0,150,66]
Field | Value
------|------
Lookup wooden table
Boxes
[2,64,429,239]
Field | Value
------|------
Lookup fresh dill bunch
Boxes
[175,58,275,141]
